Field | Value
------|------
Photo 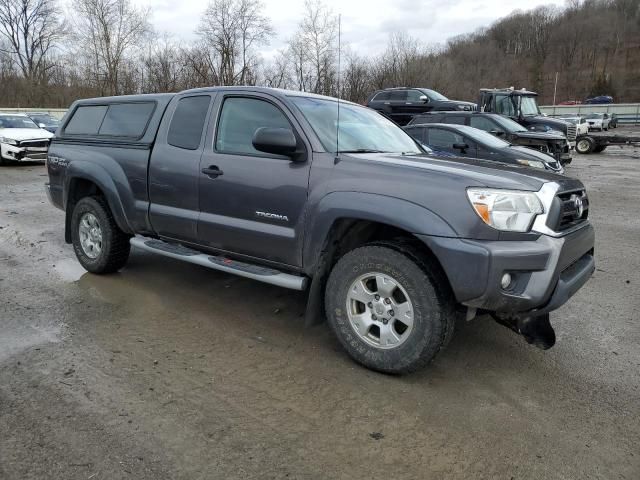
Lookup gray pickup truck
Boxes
[46,87,595,373]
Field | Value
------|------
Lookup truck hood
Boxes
[512,130,566,142]
[352,152,574,191]
[522,116,569,132]
[437,100,477,110]
[0,128,54,141]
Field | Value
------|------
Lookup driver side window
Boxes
[470,116,500,133]
[406,90,426,102]
[216,97,291,155]
[427,128,464,148]
[495,95,515,116]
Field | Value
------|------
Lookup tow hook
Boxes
[493,313,556,350]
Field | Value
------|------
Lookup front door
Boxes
[197,93,311,268]
[426,128,477,158]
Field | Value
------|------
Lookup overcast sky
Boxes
[135,0,566,58]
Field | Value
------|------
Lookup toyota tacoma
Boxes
[45,87,595,373]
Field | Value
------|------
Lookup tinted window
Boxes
[404,127,425,143]
[65,106,108,135]
[216,97,290,155]
[372,91,390,101]
[427,128,464,148]
[389,90,407,101]
[444,115,466,125]
[406,90,425,102]
[168,96,211,150]
[99,103,155,137]
[470,116,498,132]
[494,95,516,116]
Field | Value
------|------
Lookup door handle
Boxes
[202,165,223,178]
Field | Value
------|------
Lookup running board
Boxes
[130,236,308,290]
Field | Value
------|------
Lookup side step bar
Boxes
[130,236,308,291]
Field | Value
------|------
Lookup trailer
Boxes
[575,133,640,154]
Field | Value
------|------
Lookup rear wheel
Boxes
[71,196,131,274]
[325,244,454,374]
[576,136,595,154]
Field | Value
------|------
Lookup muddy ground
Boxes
[1,141,639,479]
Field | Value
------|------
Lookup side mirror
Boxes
[489,129,505,137]
[453,142,469,152]
[252,127,298,158]
[419,95,428,103]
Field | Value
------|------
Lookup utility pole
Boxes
[553,71,558,105]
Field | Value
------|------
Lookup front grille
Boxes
[566,124,577,141]
[18,139,50,149]
[549,189,589,231]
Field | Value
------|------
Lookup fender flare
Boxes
[64,160,135,236]
[302,191,458,273]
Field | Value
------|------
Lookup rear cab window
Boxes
[167,95,212,150]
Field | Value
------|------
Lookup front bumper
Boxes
[1,142,48,161]
[418,223,595,316]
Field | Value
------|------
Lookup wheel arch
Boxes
[64,166,133,243]
[302,192,459,326]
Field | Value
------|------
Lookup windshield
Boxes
[290,97,422,154]
[0,115,39,129]
[585,113,603,119]
[420,89,448,101]
[30,114,59,125]
[491,115,527,132]
[560,117,578,125]
[455,125,510,149]
[519,96,540,116]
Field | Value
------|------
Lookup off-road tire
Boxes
[71,196,130,274]
[325,243,455,374]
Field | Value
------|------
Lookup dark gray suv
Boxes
[366,87,476,126]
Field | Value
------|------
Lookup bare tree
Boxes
[0,0,65,84]
[288,0,337,95]
[71,0,151,96]
[197,0,273,86]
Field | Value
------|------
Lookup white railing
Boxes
[540,103,640,124]
[0,107,68,119]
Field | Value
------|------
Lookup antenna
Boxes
[335,13,341,161]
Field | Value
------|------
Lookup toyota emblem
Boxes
[571,194,584,219]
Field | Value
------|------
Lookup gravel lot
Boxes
[1,139,639,479]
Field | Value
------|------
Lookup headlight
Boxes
[467,188,544,232]
[0,137,18,145]
[516,159,546,169]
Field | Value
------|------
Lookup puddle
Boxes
[0,324,62,363]
[54,258,87,282]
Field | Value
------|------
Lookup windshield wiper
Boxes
[338,149,388,154]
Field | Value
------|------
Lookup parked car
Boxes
[25,112,60,134]
[366,87,476,126]
[585,96,613,104]
[404,123,564,173]
[46,87,594,373]
[559,116,589,136]
[558,100,582,105]
[408,111,572,165]
[585,113,610,131]
[609,113,618,128]
[478,88,577,149]
[0,113,54,164]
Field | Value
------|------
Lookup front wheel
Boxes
[71,196,131,274]
[325,244,454,374]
